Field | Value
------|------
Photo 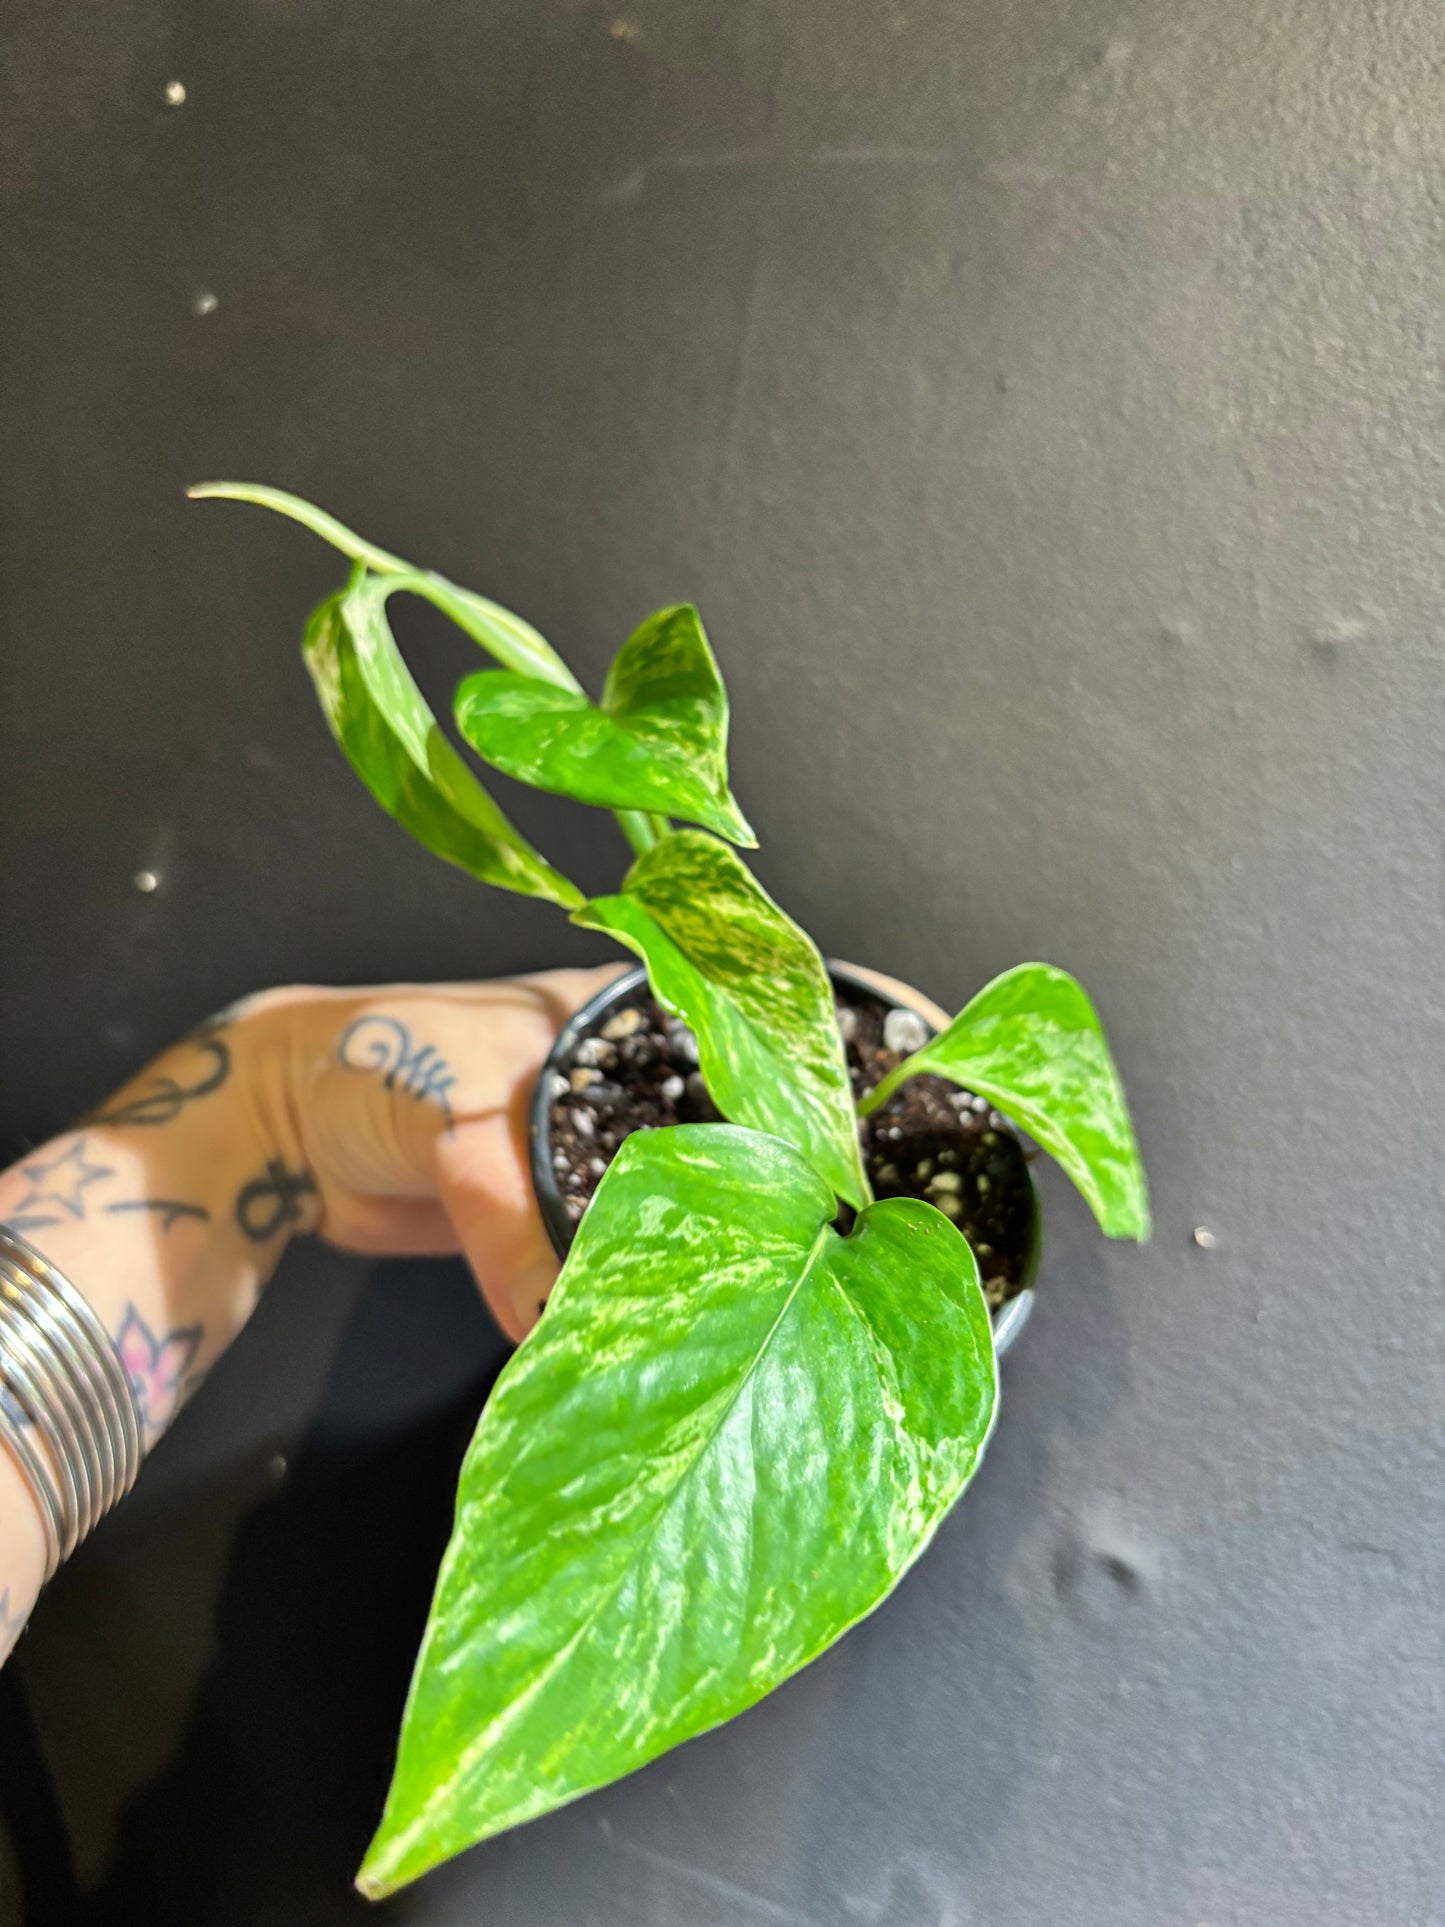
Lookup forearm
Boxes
[0,965,615,1668]
[0,1001,313,1661]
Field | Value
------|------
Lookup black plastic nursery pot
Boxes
[530,963,1039,1359]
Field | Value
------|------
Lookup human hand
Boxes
[242,967,624,1341]
[0,966,620,1651]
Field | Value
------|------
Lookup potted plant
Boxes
[193,483,1149,1899]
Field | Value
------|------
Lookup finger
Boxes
[395,967,626,1185]
[430,1107,557,1344]
[421,968,625,1337]
[293,963,630,1203]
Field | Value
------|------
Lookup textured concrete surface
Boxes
[2,3,1442,1922]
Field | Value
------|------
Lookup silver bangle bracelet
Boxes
[0,1226,144,1582]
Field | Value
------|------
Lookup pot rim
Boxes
[529,962,1037,1359]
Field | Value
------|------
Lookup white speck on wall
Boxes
[1192,1224,1218,1250]
[191,290,218,317]
[164,79,187,106]
[132,870,160,894]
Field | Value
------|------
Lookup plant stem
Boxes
[189,481,660,871]
[616,811,659,857]
[380,572,580,689]
[188,484,580,691]
[189,481,413,575]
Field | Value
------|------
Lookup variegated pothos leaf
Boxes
[359,1124,996,1895]
[861,962,1148,1238]
[455,604,754,843]
[303,579,582,907]
[574,831,869,1206]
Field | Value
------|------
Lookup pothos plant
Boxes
[193,483,1149,1897]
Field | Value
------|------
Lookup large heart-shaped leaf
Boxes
[573,831,869,1206]
[861,962,1149,1238]
[303,577,582,908]
[358,1124,996,1897]
[454,605,754,844]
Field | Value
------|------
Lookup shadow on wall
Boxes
[38,1257,510,1926]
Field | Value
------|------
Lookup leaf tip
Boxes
[1101,1178,1150,1243]
[354,1826,409,1902]
[353,1849,384,1901]
[1124,1198,1152,1244]
[719,802,758,848]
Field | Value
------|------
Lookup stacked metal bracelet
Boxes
[0,1225,143,1581]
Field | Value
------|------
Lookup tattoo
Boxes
[0,1587,27,1662]
[105,1198,211,1232]
[338,1016,457,1121]
[5,1136,115,1230]
[0,1386,29,1427]
[89,1027,231,1127]
[235,1159,316,1242]
[115,1304,203,1435]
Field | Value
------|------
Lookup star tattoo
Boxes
[6,1137,116,1229]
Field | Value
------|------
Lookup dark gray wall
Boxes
[2,4,1441,1923]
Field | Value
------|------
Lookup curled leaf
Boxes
[304,578,582,908]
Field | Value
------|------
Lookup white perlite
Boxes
[882,1007,931,1055]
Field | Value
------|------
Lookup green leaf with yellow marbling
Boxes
[303,577,582,908]
[358,1123,996,1896]
[574,831,869,1206]
[455,604,753,843]
[861,962,1149,1238]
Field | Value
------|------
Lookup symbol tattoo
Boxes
[105,1199,212,1231]
[5,1137,116,1230]
[90,1028,232,1127]
[338,1016,458,1120]
[115,1304,203,1436]
[235,1160,316,1242]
